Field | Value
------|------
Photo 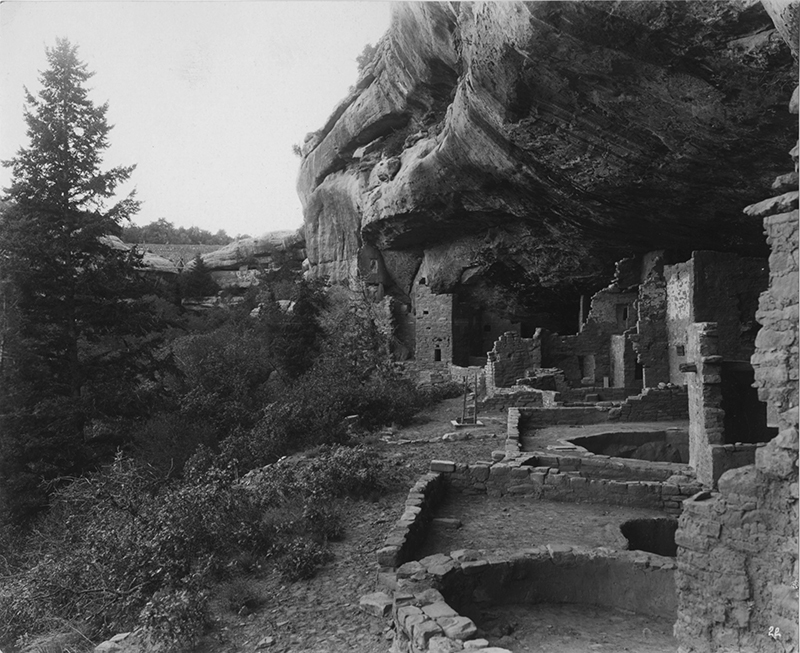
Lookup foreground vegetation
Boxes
[0,38,458,651]
[0,277,459,651]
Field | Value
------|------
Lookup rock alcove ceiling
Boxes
[297,0,796,305]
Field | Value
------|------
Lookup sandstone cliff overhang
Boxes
[297,1,796,292]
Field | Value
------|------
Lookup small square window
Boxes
[676,345,685,357]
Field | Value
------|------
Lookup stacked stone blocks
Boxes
[386,546,676,653]
[484,331,541,395]
[377,472,447,570]
[515,385,688,428]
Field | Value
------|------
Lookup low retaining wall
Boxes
[387,546,676,653]
[375,462,700,577]
[377,472,447,569]
[517,452,686,483]
[480,390,549,413]
[516,385,689,430]
[440,459,700,516]
[710,442,763,484]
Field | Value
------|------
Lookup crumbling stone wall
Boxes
[633,261,671,386]
[485,330,541,394]
[752,204,799,426]
[693,251,767,361]
[685,322,726,488]
[544,286,638,386]
[684,322,770,487]
[665,252,768,384]
[438,458,699,517]
[675,89,799,652]
[666,260,696,385]
[610,331,639,388]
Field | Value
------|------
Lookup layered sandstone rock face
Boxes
[298,1,795,304]
[196,230,306,288]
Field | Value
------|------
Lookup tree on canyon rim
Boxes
[0,39,162,522]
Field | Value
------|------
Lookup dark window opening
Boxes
[434,348,442,362]
[581,354,596,381]
[419,277,426,285]
[621,518,678,557]
[721,362,776,444]
[423,310,429,315]
[616,303,632,328]
[634,361,644,381]
[676,345,685,357]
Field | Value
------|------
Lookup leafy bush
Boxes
[258,446,393,502]
[172,319,275,439]
[280,539,333,582]
[139,584,209,651]
[220,578,264,615]
[302,500,344,542]
[0,456,273,647]
[130,412,217,479]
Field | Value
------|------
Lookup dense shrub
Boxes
[0,456,272,648]
[139,584,209,652]
[130,412,217,479]
[302,501,345,542]
[172,318,274,439]
[280,539,333,582]
[259,445,393,501]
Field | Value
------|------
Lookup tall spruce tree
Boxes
[0,39,160,522]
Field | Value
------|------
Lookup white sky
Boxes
[0,0,393,238]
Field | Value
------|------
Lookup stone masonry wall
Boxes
[385,546,676,653]
[633,260,671,386]
[485,330,541,395]
[516,385,688,428]
[666,260,695,385]
[686,322,726,488]
[665,252,769,385]
[692,251,768,363]
[414,276,453,369]
[438,458,700,517]
[674,88,799,653]
[543,287,638,386]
